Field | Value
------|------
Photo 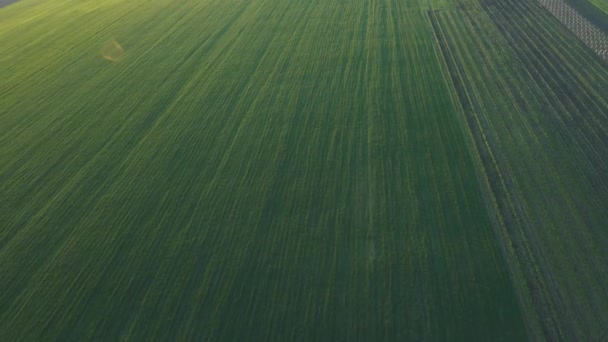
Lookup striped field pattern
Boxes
[1,0,608,340]
[430,0,608,338]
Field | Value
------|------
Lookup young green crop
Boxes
[4,0,607,340]
[430,1,608,339]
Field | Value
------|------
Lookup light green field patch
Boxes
[589,0,608,14]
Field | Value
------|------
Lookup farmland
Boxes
[430,0,608,338]
[539,0,608,61]
[561,0,608,34]
[1,0,608,340]
[591,0,608,13]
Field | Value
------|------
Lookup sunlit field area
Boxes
[1,0,608,340]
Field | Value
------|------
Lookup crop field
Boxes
[539,0,608,61]
[591,0,608,13]
[430,0,608,338]
[561,0,608,33]
[1,0,607,340]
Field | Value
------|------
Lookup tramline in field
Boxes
[1,0,607,340]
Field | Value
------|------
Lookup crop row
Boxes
[429,1,608,339]
[429,10,557,341]
[0,0,529,340]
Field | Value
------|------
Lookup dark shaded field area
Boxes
[430,0,608,338]
[564,0,608,31]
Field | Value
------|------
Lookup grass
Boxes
[430,0,608,339]
[590,0,608,14]
[1,0,608,340]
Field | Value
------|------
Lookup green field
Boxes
[590,0,608,14]
[431,0,608,338]
[1,0,607,340]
